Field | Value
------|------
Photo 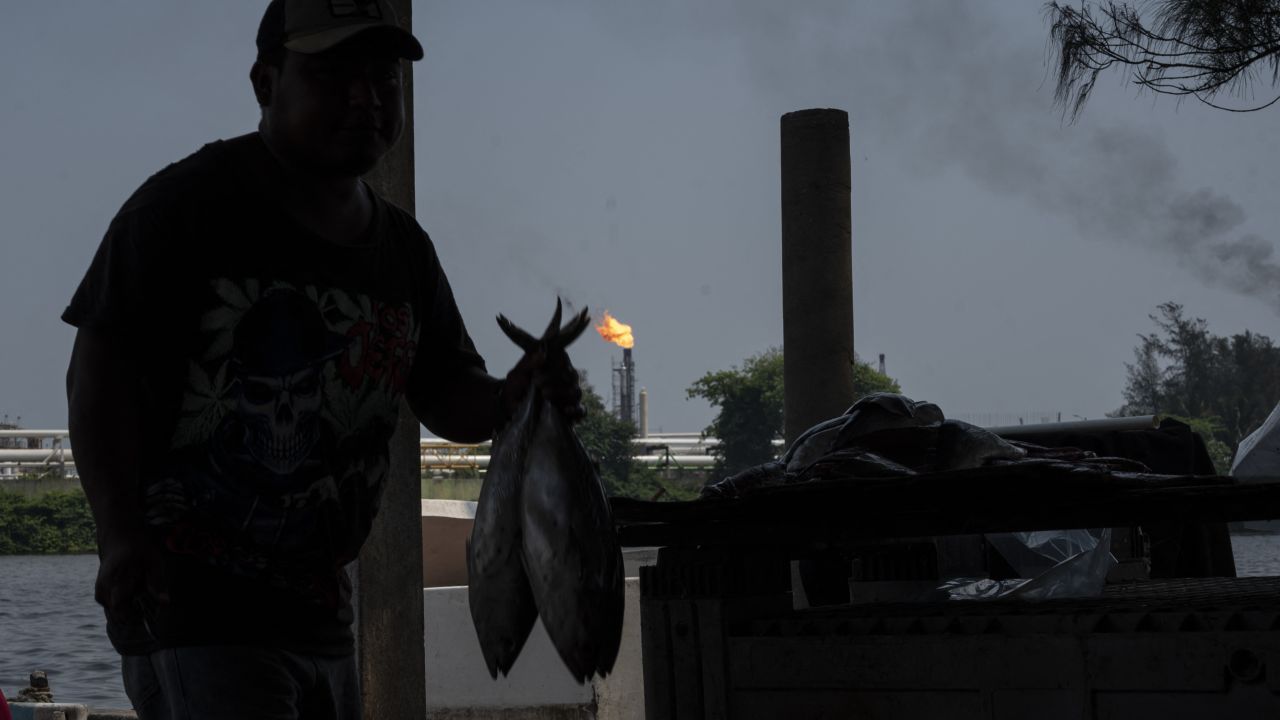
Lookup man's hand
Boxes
[503,347,585,423]
[96,530,170,626]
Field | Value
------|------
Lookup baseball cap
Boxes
[256,0,424,61]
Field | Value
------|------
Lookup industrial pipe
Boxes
[989,415,1160,438]
[417,454,717,468]
[0,449,72,462]
[0,430,68,438]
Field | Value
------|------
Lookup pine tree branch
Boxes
[1047,0,1280,119]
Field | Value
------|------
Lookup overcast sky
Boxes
[3,1,1278,436]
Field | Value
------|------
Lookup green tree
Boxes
[1114,302,1280,470]
[1220,330,1280,445]
[687,348,902,478]
[575,378,637,493]
[1119,341,1162,415]
[1143,302,1221,419]
[1047,0,1280,119]
[854,359,903,397]
[574,377,696,500]
[1165,415,1234,474]
[687,348,785,478]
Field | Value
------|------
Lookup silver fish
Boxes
[501,301,625,683]
[467,353,541,678]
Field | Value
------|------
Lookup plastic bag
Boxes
[1232,401,1280,481]
[941,528,1116,601]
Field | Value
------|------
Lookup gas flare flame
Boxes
[595,311,634,349]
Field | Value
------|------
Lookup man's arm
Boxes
[409,353,585,445]
[67,327,167,621]
[410,364,503,444]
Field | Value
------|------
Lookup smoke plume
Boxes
[575,0,1280,312]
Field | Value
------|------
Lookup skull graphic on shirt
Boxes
[236,364,325,475]
[222,287,349,479]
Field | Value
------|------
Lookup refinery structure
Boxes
[596,311,648,436]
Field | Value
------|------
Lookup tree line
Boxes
[1113,302,1280,471]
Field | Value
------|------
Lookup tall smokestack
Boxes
[639,387,649,438]
[621,348,636,428]
[781,108,855,446]
[878,353,885,375]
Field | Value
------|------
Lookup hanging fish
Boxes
[499,300,625,683]
[467,358,541,678]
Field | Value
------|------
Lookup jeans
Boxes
[121,647,360,720]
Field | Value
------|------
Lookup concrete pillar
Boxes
[780,109,855,446]
[355,1,426,717]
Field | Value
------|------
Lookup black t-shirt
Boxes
[63,133,487,655]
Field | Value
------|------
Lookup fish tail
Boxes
[542,298,564,341]
[556,308,592,348]
[497,314,540,352]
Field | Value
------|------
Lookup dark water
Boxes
[1230,531,1280,577]
[0,554,125,710]
[2,536,1280,711]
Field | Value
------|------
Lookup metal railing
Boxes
[0,430,72,477]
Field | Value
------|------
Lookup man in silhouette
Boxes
[64,1,582,717]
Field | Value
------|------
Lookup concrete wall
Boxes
[422,499,476,588]
[422,580,644,720]
[0,476,80,497]
[592,579,645,720]
[421,500,648,720]
[424,586,592,715]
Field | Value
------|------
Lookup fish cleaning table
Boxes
[611,472,1280,719]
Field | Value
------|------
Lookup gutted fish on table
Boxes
[469,300,624,683]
